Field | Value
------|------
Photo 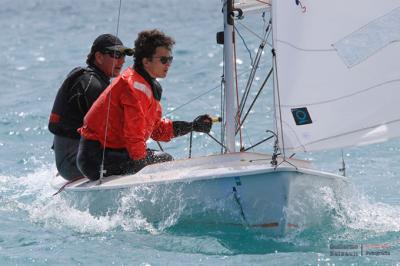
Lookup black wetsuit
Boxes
[48,65,110,180]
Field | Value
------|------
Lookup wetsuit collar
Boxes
[133,65,163,101]
[87,64,111,85]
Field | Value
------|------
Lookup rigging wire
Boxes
[272,54,286,158]
[270,9,286,160]
[164,68,254,117]
[239,125,254,152]
[236,20,267,42]
[233,13,273,152]
[233,26,244,150]
[99,0,123,183]
[242,134,274,152]
[206,132,228,151]
[236,67,273,134]
[262,11,267,27]
[164,84,221,116]
[235,25,254,66]
[237,39,265,119]
[236,19,271,133]
[220,73,226,154]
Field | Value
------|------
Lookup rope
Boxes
[156,141,164,152]
[207,132,228,151]
[164,68,254,117]
[237,20,271,119]
[235,25,254,66]
[99,0,123,182]
[237,69,272,137]
[242,135,274,152]
[220,73,226,154]
[233,27,244,150]
[165,85,220,116]
[272,49,286,159]
[236,20,266,42]
[52,175,86,196]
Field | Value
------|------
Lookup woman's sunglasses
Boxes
[153,56,174,64]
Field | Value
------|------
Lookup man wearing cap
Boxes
[48,33,131,181]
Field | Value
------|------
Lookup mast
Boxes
[223,0,236,153]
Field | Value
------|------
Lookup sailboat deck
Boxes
[60,152,314,191]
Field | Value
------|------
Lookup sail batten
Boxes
[279,79,400,108]
[333,7,400,68]
[272,0,400,152]
[294,118,400,152]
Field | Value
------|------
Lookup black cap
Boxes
[91,33,130,53]
[87,34,134,65]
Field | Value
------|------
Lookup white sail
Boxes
[234,0,271,13]
[272,0,400,152]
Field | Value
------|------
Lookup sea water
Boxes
[0,0,399,265]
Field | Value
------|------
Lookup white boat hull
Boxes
[51,152,348,236]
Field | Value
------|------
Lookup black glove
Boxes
[192,114,212,133]
[173,121,193,136]
[173,114,213,136]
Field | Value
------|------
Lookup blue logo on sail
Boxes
[291,107,312,125]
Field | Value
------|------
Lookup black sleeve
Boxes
[172,121,193,137]
[83,75,107,109]
[67,75,89,115]
[71,73,106,115]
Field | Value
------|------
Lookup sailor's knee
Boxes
[154,151,173,162]
[77,151,99,181]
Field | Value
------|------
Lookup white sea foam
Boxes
[338,188,400,233]
[300,182,400,234]
[0,166,159,234]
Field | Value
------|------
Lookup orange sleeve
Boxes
[151,118,174,142]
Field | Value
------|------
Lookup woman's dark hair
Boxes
[134,29,175,69]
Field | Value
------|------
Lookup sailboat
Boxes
[51,0,400,236]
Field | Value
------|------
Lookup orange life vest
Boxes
[78,67,174,160]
